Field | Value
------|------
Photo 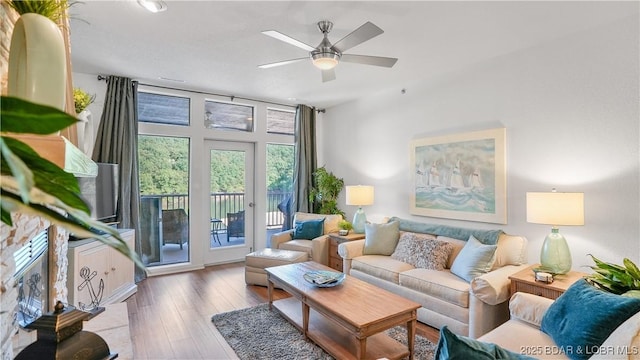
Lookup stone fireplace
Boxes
[0,213,70,360]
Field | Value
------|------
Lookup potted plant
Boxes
[308,166,345,216]
[1,96,143,268]
[6,0,71,110]
[73,88,95,115]
[586,254,640,298]
[338,220,352,235]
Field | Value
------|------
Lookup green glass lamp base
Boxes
[540,228,572,275]
[352,207,367,234]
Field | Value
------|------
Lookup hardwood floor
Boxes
[125,262,439,359]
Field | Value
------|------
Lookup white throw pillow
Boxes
[491,234,527,270]
[450,235,497,282]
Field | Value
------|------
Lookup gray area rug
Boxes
[211,303,436,360]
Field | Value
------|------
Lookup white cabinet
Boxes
[67,229,137,310]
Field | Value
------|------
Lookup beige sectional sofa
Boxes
[479,292,640,359]
[338,217,529,339]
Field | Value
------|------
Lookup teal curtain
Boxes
[92,76,144,282]
[292,104,317,218]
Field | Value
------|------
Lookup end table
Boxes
[327,232,365,272]
[509,264,586,300]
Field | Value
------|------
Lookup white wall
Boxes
[72,73,108,157]
[319,14,639,269]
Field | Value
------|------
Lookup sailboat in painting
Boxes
[470,168,483,189]
[449,160,465,190]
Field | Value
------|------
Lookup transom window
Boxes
[204,100,254,132]
[267,108,295,135]
[138,92,190,126]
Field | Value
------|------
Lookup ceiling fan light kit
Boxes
[260,20,398,82]
[311,52,340,70]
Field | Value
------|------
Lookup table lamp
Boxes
[346,185,374,233]
[526,189,584,274]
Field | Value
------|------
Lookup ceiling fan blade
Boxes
[322,68,336,82]
[261,30,315,51]
[340,54,398,68]
[332,22,384,53]
[258,58,308,69]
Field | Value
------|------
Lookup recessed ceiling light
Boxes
[138,0,167,13]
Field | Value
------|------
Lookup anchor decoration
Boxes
[77,266,104,312]
[15,272,43,327]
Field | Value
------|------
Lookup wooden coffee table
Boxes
[266,261,421,360]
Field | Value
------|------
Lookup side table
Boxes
[327,232,365,272]
[509,264,586,300]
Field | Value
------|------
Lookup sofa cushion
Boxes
[399,268,470,308]
[492,234,527,270]
[437,236,467,269]
[363,220,400,256]
[591,311,640,360]
[278,239,312,257]
[391,232,453,270]
[351,255,414,284]
[508,292,554,328]
[450,235,497,282]
[541,279,640,360]
[292,218,324,239]
[477,319,558,358]
[436,326,535,360]
[293,212,342,234]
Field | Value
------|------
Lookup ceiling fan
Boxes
[258,20,398,82]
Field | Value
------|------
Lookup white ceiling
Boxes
[69,1,633,109]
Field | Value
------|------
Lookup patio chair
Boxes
[227,210,245,241]
[162,209,189,249]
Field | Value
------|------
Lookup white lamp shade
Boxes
[346,185,374,206]
[526,192,584,226]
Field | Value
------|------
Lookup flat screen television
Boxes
[77,163,119,224]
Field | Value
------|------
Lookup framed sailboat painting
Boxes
[409,128,507,224]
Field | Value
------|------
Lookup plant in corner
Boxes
[73,88,95,115]
[308,166,345,216]
[586,254,640,299]
[0,96,143,269]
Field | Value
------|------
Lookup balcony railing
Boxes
[142,191,290,228]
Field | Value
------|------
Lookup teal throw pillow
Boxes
[363,221,400,255]
[540,279,640,360]
[450,235,497,282]
[435,326,535,360]
[292,218,325,240]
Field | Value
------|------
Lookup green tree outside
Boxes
[138,137,294,195]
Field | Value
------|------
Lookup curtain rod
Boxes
[96,74,309,110]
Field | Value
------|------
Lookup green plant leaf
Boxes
[623,258,640,280]
[622,290,640,299]
[1,137,88,213]
[0,137,34,203]
[1,96,77,134]
[1,96,144,271]
[588,254,627,273]
[6,0,70,22]
[1,191,144,270]
[1,208,12,225]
